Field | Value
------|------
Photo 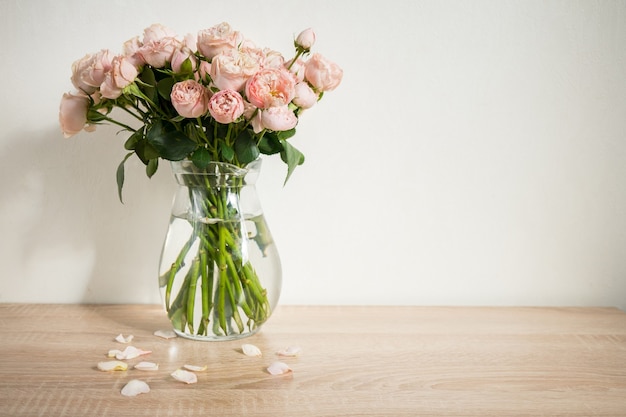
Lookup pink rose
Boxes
[262,48,285,69]
[245,68,296,109]
[198,60,212,83]
[295,28,316,51]
[100,56,139,99]
[142,23,177,43]
[71,50,113,94]
[258,105,298,132]
[138,37,179,68]
[171,47,197,74]
[123,36,144,67]
[304,53,343,92]
[210,47,263,92]
[170,79,209,118]
[197,22,243,60]
[208,89,244,124]
[293,82,318,109]
[182,33,198,53]
[285,57,306,82]
[59,92,90,138]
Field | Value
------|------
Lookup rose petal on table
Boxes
[97,360,128,371]
[171,369,198,384]
[134,361,159,371]
[121,379,150,397]
[115,334,134,344]
[267,361,292,375]
[107,349,123,358]
[241,343,262,357]
[183,364,207,372]
[154,329,177,339]
[111,346,152,360]
[276,346,302,357]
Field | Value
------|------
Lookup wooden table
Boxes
[0,304,625,416]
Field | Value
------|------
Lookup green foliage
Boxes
[258,133,283,155]
[280,140,305,184]
[138,67,158,103]
[190,147,211,169]
[146,120,197,161]
[234,130,260,164]
[116,152,134,204]
[146,158,159,178]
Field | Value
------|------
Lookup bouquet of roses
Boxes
[59,22,342,338]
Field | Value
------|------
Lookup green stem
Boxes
[163,236,195,310]
[186,257,201,334]
[199,248,211,335]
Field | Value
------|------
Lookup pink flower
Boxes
[59,92,90,138]
[123,36,144,67]
[258,105,298,132]
[198,61,212,83]
[208,89,244,124]
[293,82,318,109]
[138,37,179,68]
[100,56,139,99]
[304,53,343,92]
[262,48,285,69]
[170,79,209,118]
[197,22,243,60]
[285,57,306,82]
[295,28,316,51]
[245,68,296,109]
[71,50,113,94]
[171,46,197,74]
[142,23,177,43]
[210,47,263,92]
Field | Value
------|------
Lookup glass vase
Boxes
[158,159,281,341]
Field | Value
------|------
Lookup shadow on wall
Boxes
[0,127,174,304]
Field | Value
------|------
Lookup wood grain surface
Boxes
[0,304,625,416]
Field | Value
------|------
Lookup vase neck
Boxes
[171,159,262,187]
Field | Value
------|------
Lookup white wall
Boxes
[0,0,624,310]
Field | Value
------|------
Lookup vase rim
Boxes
[170,158,262,177]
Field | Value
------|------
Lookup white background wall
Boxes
[0,0,624,310]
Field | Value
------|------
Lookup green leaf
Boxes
[234,130,260,164]
[124,130,143,150]
[146,120,197,161]
[146,158,159,178]
[157,77,176,101]
[134,140,160,164]
[258,133,283,155]
[116,152,134,204]
[220,142,235,162]
[138,67,158,103]
[276,128,296,140]
[180,57,193,75]
[87,108,109,123]
[190,147,211,169]
[280,140,305,184]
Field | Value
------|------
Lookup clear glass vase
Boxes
[158,159,281,340]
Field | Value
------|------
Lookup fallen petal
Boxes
[115,346,152,360]
[183,364,207,372]
[267,361,292,375]
[97,360,128,371]
[241,343,262,357]
[107,349,123,358]
[154,329,177,339]
[134,361,159,371]
[115,334,134,344]
[171,369,198,384]
[121,379,150,397]
[277,346,302,357]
